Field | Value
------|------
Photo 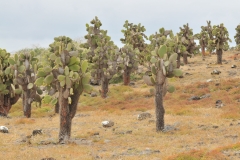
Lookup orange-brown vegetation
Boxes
[0,51,240,159]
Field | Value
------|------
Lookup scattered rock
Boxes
[90,92,97,97]
[163,125,178,132]
[211,69,221,75]
[32,129,42,136]
[115,130,132,135]
[137,112,152,120]
[90,78,100,85]
[102,121,114,128]
[216,100,224,108]
[215,83,220,86]
[41,157,56,160]
[148,120,155,123]
[93,132,99,136]
[231,65,237,68]
[212,125,219,129]
[228,71,237,76]
[0,126,8,133]
[129,82,135,86]
[206,79,212,82]
[75,114,90,117]
[188,96,200,101]
[200,94,211,99]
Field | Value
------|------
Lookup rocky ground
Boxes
[1,51,240,160]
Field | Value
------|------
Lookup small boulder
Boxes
[211,69,221,75]
[0,126,8,133]
[216,100,224,108]
[206,79,212,83]
[32,129,43,136]
[231,65,237,68]
[137,112,152,120]
[90,92,97,97]
[102,121,114,128]
[188,96,200,101]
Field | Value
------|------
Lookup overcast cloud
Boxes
[0,0,240,53]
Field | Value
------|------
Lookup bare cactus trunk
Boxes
[101,77,109,98]
[155,83,165,131]
[23,89,31,118]
[216,49,222,64]
[55,101,59,114]
[123,68,131,85]
[183,54,188,64]
[177,54,181,68]
[59,88,72,143]
[201,45,206,57]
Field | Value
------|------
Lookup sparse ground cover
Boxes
[1,51,240,160]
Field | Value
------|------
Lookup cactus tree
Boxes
[195,26,209,57]
[147,45,182,131]
[208,23,231,64]
[46,36,76,113]
[120,20,148,67]
[9,51,42,118]
[178,23,198,64]
[0,49,20,116]
[84,17,118,98]
[118,44,139,85]
[234,25,240,49]
[35,40,91,143]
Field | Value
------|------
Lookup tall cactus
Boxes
[35,39,91,143]
[0,49,20,116]
[195,26,209,57]
[149,28,185,68]
[84,16,118,98]
[9,51,42,118]
[178,23,199,64]
[234,25,240,50]
[208,23,232,64]
[44,36,77,113]
[120,20,148,65]
[145,44,182,131]
[118,44,139,85]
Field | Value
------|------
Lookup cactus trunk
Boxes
[101,77,109,98]
[55,101,59,114]
[155,69,166,132]
[177,54,181,68]
[23,89,31,118]
[0,95,10,116]
[201,45,206,57]
[59,87,72,143]
[123,68,131,85]
[216,49,222,64]
[183,54,188,64]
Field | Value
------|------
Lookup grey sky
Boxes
[1,0,239,53]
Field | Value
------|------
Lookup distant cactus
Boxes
[84,16,119,98]
[0,49,20,116]
[195,25,209,57]
[120,20,148,65]
[144,43,182,131]
[178,23,199,64]
[118,44,139,85]
[9,51,42,118]
[35,38,90,143]
[208,23,232,64]
[234,25,240,47]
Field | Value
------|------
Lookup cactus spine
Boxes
[84,16,118,98]
[208,23,231,64]
[0,49,20,116]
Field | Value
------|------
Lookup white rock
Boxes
[102,121,114,128]
[137,112,152,120]
[206,79,212,82]
[0,126,8,133]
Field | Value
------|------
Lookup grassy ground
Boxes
[1,51,240,160]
